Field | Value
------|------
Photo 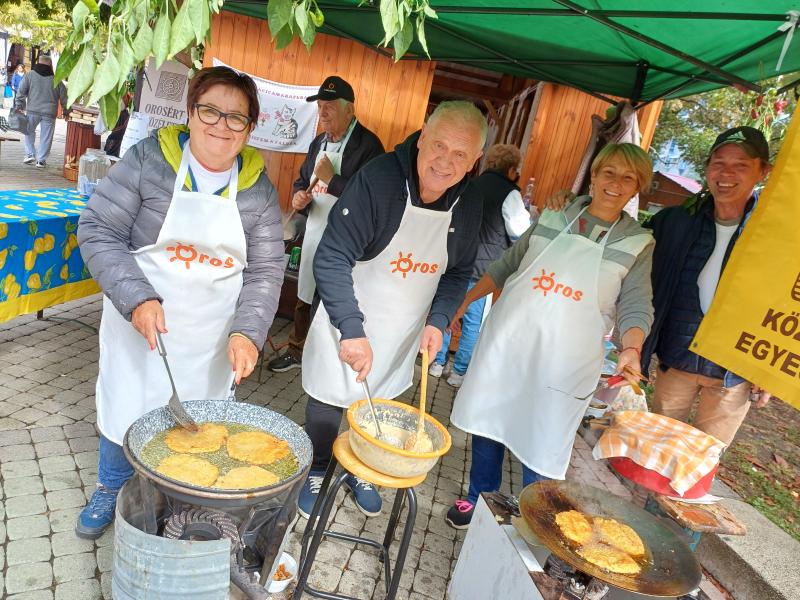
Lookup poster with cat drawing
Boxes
[213,58,319,152]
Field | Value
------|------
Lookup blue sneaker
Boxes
[297,470,326,520]
[344,474,382,516]
[75,485,119,539]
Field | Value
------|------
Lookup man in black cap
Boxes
[268,75,384,373]
[641,126,773,445]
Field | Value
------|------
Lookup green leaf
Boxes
[294,4,308,37]
[87,50,120,105]
[152,12,171,68]
[274,23,294,49]
[135,0,149,29]
[81,0,100,15]
[99,89,122,131]
[71,2,89,29]
[32,19,69,28]
[187,0,206,44]
[380,0,399,46]
[392,18,412,60]
[423,3,437,19]
[298,9,316,51]
[116,39,135,90]
[169,0,196,59]
[200,0,210,43]
[28,221,38,237]
[54,47,80,85]
[131,22,154,61]
[268,0,293,37]
[416,15,428,57]
[66,46,97,107]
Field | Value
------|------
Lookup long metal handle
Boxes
[361,379,383,440]
[155,331,179,396]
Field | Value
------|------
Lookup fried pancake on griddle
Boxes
[577,543,641,574]
[156,454,219,487]
[593,517,645,557]
[214,466,279,489]
[226,431,291,465]
[165,422,228,454]
[555,510,593,545]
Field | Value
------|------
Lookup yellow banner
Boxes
[692,110,800,409]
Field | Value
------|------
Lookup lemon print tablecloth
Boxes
[0,188,99,323]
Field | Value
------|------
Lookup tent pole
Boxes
[551,0,761,93]
[630,61,649,104]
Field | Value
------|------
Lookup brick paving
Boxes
[0,122,658,599]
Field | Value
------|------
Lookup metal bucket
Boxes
[112,477,231,600]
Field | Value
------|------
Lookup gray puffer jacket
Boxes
[77,130,285,349]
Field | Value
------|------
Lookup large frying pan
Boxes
[520,480,701,597]
[123,400,313,508]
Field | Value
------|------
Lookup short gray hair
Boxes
[426,101,488,148]
[38,55,52,66]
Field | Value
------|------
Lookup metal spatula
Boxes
[156,331,199,432]
[361,379,384,441]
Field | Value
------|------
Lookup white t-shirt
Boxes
[501,189,532,241]
[697,220,739,313]
[187,147,234,195]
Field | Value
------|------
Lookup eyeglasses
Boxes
[193,104,252,132]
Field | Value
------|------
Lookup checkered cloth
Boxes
[592,410,726,495]
[0,116,9,132]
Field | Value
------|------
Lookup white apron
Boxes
[297,120,357,304]
[302,188,456,408]
[96,145,246,444]
[452,208,636,479]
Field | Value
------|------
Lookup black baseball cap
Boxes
[709,126,769,162]
[306,76,355,103]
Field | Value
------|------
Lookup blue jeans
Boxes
[435,280,485,375]
[97,435,134,490]
[466,435,550,504]
[23,111,56,162]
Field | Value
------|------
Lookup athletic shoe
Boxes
[23,155,35,164]
[268,352,301,372]
[447,372,465,388]
[445,499,475,529]
[344,474,382,516]
[35,161,46,168]
[429,362,445,378]
[75,485,119,539]
[297,469,326,519]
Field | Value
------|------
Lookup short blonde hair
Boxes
[427,100,488,149]
[485,144,521,174]
[591,143,653,192]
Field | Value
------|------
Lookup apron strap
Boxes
[565,205,620,248]
[323,118,357,153]
[174,141,240,202]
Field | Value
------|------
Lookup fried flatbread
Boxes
[577,543,641,574]
[165,423,228,454]
[555,510,593,545]
[226,431,291,465]
[214,466,279,489]
[156,454,219,487]
[593,517,645,557]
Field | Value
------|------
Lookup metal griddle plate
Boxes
[519,480,701,597]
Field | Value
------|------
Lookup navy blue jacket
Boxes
[642,191,756,386]
[313,131,482,340]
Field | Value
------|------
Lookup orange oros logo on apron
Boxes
[531,268,583,301]
[389,251,440,279]
[166,242,236,270]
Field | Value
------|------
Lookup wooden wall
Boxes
[206,12,436,211]
[520,83,663,208]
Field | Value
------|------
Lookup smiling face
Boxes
[589,156,641,216]
[416,116,483,203]
[705,144,768,212]
[317,99,353,139]
[187,84,253,171]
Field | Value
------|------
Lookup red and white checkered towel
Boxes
[592,410,726,495]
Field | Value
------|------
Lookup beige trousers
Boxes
[651,366,752,446]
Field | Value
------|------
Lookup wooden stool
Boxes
[294,431,426,600]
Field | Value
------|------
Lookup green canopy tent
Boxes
[222,1,800,103]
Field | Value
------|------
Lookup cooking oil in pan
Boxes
[140,422,299,486]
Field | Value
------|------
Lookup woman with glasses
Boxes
[75,66,284,539]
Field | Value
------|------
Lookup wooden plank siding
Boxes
[205,12,436,212]
[520,83,663,208]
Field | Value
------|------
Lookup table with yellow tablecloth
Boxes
[0,188,99,323]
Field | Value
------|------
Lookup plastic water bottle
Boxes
[522,177,535,210]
